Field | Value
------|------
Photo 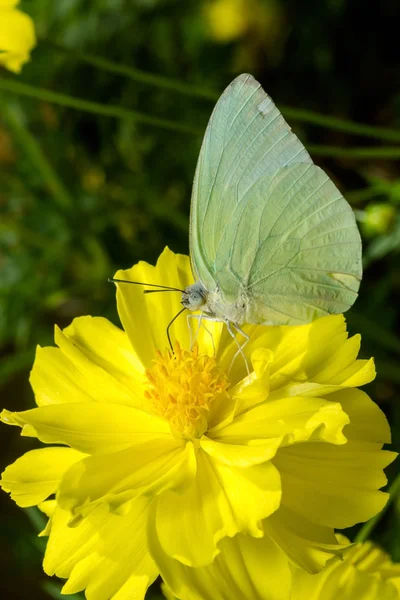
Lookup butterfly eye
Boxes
[190,291,204,307]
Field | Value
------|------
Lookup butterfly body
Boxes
[182,281,248,325]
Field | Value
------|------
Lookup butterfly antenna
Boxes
[109,278,184,293]
[166,307,186,353]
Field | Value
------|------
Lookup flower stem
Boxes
[308,144,400,159]
[36,40,400,143]
[1,102,73,210]
[3,79,400,157]
[355,473,400,543]
[41,39,218,101]
[282,109,400,144]
[0,78,203,135]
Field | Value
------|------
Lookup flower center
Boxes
[145,343,229,439]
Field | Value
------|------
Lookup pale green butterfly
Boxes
[112,74,361,362]
[181,73,362,352]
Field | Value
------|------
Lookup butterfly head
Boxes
[181,281,208,311]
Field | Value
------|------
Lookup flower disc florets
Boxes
[145,343,229,439]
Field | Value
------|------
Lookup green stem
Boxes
[41,39,218,101]
[3,79,400,156]
[355,473,400,543]
[308,145,400,159]
[33,40,400,143]
[282,108,400,143]
[1,102,73,210]
[0,78,202,135]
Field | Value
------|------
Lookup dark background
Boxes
[1,0,400,598]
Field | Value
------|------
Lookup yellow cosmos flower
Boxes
[0,248,396,600]
[162,537,400,600]
[0,0,36,73]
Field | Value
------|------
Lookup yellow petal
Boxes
[151,525,292,600]
[39,499,57,518]
[58,438,196,515]
[31,346,95,406]
[265,505,348,573]
[274,440,396,528]
[1,447,83,507]
[161,583,177,600]
[44,498,158,600]
[216,396,349,446]
[329,388,391,444]
[227,348,273,416]
[306,332,362,382]
[329,356,376,387]
[0,8,36,73]
[251,315,349,389]
[292,540,400,600]
[115,248,222,367]
[152,449,281,567]
[56,318,145,406]
[31,316,147,409]
[1,402,169,453]
[200,436,282,467]
[237,315,372,395]
[269,358,376,401]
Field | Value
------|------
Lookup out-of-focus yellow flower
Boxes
[0,0,36,73]
[204,0,282,44]
[0,249,395,599]
[292,535,400,600]
[362,203,397,237]
[204,0,249,42]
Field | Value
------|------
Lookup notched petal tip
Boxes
[0,409,16,425]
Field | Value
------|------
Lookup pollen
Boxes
[144,342,229,439]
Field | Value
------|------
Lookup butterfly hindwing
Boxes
[189,74,362,325]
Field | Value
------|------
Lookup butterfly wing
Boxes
[189,74,362,325]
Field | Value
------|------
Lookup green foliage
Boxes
[1,0,400,598]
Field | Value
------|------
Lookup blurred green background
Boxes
[1,0,400,598]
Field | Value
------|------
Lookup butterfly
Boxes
[181,73,361,345]
[112,74,362,364]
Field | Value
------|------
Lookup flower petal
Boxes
[231,315,372,395]
[269,357,375,401]
[227,348,273,417]
[273,441,396,528]
[0,447,83,507]
[1,403,169,453]
[150,525,292,600]
[329,388,391,444]
[264,505,348,573]
[292,539,400,600]
[200,436,282,467]
[31,316,148,409]
[216,396,349,447]
[152,449,281,567]
[0,8,36,73]
[44,498,158,600]
[115,248,222,366]
[58,438,196,515]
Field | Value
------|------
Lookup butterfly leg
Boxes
[187,313,216,355]
[226,321,250,376]
[187,312,202,350]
